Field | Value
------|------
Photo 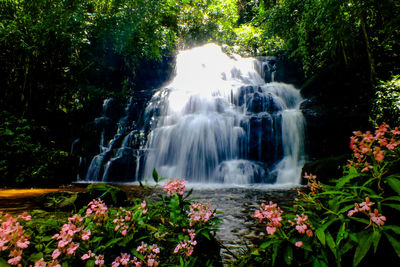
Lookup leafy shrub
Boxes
[236,123,400,266]
[0,111,72,186]
[373,75,400,126]
[0,178,221,266]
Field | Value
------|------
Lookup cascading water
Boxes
[81,44,306,185]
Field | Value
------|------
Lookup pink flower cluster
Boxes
[188,202,216,227]
[51,213,91,264]
[254,201,283,235]
[349,123,400,172]
[174,229,197,257]
[113,208,133,237]
[33,258,62,267]
[303,173,322,195]
[112,252,143,267]
[139,200,148,215]
[163,179,187,196]
[86,198,108,223]
[0,212,31,266]
[135,242,160,266]
[289,214,313,237]
[348,197,386,226]
[81,250,105,266]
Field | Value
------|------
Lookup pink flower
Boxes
[295,224,307,234]
[120,253,130,265]
[48,260,61,267]
[81,254,91,260]
[359,197,374,212]
[7,256,21,265]
[188,202,216,226]
[52,248,61,259]
[391,127,400,135]
[306,229,313,237]
[254,202,283,235]
[34,258,47,267]
[370,209,386,226]
[18,212,31,221]
[67,242,79,255]
[295,241,303,247]
[95,255,105,266]
[266,226,277,235]
[82,229,91,240]
[163,179,187,195]
[139,200,148,214]
[16,237,29,248]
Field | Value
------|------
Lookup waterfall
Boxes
[82,44,306,185]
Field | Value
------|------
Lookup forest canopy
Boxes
[1,0,399,185]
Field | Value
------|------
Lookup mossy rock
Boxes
[302,154,349,184]
[36,191,79,212]
[77,183,128,208]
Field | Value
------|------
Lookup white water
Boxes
[142,44,305,184]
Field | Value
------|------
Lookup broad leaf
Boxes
[315,228,326,246]
[372,230,381,254]
[325,231,336,257]
[385,175,400,195]
[283,244,293,265]
[382,225,400,234]
[384,232,400,258]
[353,231,373,266]
[152,168,159,183]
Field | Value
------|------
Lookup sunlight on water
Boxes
[142,43,306,184]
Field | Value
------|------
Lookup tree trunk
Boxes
[360,14,376,85]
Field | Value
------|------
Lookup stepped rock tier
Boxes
[80,44,306,185]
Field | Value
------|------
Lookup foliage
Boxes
[0,179,221,266]
[236,123,400,266]
[253,0,400,79]
[373,75,400,126]
[0,111,71,186]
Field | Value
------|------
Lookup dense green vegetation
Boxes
[1,0,399,183]
[0,178,222,266]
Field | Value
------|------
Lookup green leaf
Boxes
[315,228,326,246]
[338,204,357,214]
[349,216,370,225]
[4,128,14,136]
[353,231,373,266]
[271,241,282,266]
[260,239,278,249]
[283,244,293,265]
[336,222,348,246]
[86,260,95,267]
[339,239,355,255]
[384,232,400,258]
[152,168,159,183]
[372,230,381,254]
[62,262,68,267]
[385,175,400,195]
[336,168,360,187]
[312,258,328,267]
[320,218,339,231]
[0,257,11,266]
[326,231,336,256]
[28,252,44,262]
[382,196,400,202]
[382,225,400,234]
[382,203,400,211]
[201,231,211,240]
